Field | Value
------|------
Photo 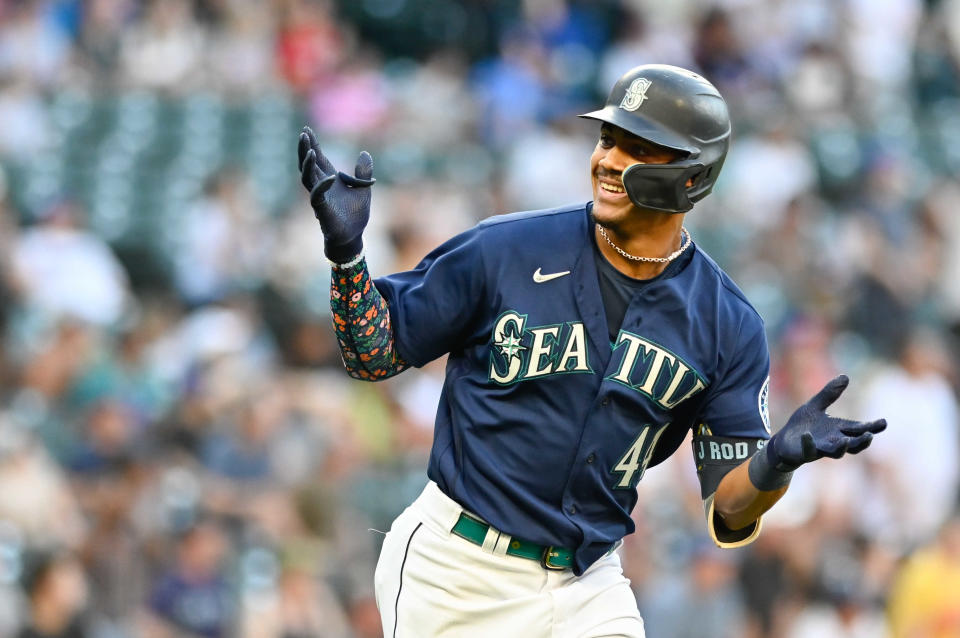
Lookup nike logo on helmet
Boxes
[533,268,571,283]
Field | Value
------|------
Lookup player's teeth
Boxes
[601,183,624,193]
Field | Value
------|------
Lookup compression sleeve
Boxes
[329,256,408,381]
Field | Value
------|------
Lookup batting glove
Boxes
[748,375,887,490]
[298,126,376,263]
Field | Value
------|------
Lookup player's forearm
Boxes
[330,256,408,381]
[713,460,787,530]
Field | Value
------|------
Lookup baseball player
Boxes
[297,64,887,637]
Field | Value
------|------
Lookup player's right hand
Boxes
[298,126,376,263]
[764,375,886,471]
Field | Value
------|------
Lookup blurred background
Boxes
[0,0,958,636]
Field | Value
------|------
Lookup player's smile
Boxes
[595,173,630,210]
[597,174,626,196]
[599,183,624,193]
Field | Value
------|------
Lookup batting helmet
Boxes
[579,64,731,213]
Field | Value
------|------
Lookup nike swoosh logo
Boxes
[533,268,571,283]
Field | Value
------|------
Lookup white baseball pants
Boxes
[374,481,645,638]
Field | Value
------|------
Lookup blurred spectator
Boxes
[855,328,960,551]
[74,450,150,634]
[783,42,850,125]
[74,0,132,86]
[768,317,843,425]
[520,0,611,116]
[308,47,390,141]
[388,50,475,148]
[148,300,274,390]
[0,75,51,156]
[503,118,587,210]
[275,0,347,93]
[66,398,138,475]
[472,25,549,148]
[119,0,205,91]
[0,0,72,87]
[204,0,277,95]
[787,594,888,638]
[717,119,817,232]
[737,530,795,637]
[924,180,960,332]
[887,516,960,638]
[17,550,91,638]
[842,0,922,99]
[144,518,234,638]
[640,542,748,638]
[239,556,352,638]
[0,419,85,550]
[786,532,890,638]
[692,7,768,109]
[8,199,131,327]
[201,390,283,482]
[841,216,917,359]
[172,170,272,306]
[597,7,693,93]
[14,319,98,410]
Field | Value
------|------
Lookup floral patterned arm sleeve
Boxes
[329,256,409,381]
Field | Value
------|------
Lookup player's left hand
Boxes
[298,125,376,263]
[764,375,886,472]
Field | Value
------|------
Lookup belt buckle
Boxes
[540,546,566,571]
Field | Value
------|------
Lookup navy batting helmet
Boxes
[579,64,731,213]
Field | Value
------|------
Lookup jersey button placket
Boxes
[586,453,595,464]
[567,505,577,515]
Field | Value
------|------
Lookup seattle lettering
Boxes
[607,331,706,409]
[489,311,591,384]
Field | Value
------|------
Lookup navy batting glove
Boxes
[298,126,376,263]
[748,375,887,490]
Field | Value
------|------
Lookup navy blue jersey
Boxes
[374,202,771,573]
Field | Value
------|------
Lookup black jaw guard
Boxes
[621,161,707,214]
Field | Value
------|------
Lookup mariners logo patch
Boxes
[620,78,652,111]
[758,377,771,434]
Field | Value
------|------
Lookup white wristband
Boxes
[328,251,365,270]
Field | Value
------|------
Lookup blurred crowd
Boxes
[0,0,959,636]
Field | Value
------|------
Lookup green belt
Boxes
[451,513,574,570]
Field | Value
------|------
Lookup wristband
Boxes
[747,445,793,491]
[329,250,365,270]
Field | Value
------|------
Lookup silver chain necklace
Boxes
[597,225,692,264]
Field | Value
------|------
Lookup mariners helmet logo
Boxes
[619,78,652,111]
